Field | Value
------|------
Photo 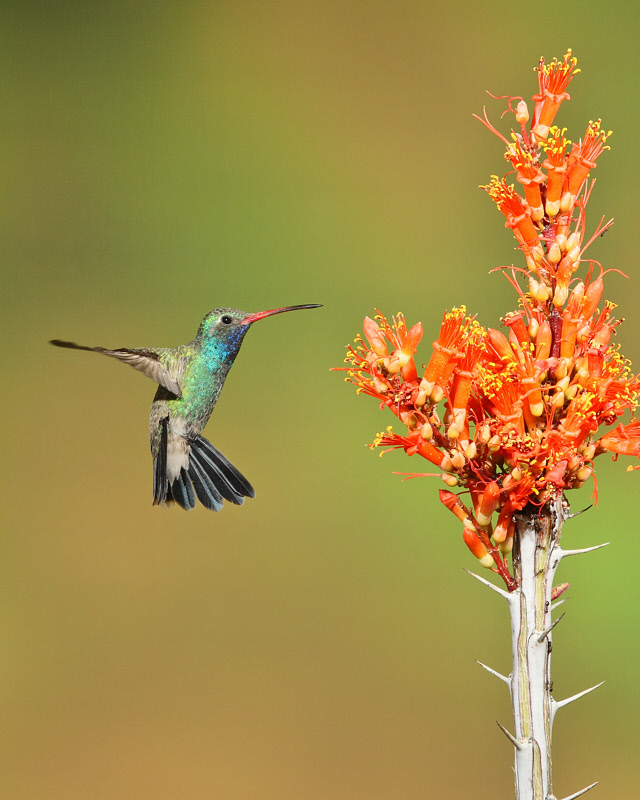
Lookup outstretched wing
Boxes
[50,340,182,398]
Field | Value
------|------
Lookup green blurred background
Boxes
[4,1,640,798]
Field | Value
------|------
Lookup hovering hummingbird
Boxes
[50,304,321,511]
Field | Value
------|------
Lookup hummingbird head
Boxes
[199,304,321,337]
[198,304,322,352]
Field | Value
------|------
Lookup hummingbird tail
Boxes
[152,418,254,511]
[187,435,255,510]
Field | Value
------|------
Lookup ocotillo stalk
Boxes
[473,498,605,800]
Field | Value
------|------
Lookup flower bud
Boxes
[564,382,578,400]
[582,277,604,319]
[499,536,514,555]
[536,320,552,360]
[565,232,579,251]
[386,354,403,374]
[568,454,581,471]
[555,358,568,380]
[548,242,562,264]
[535,282,551,302]
[576,323,590,343]
[576,466,592,482]
[478,424,491,444]
[488,434,501,453]
[516,100,529,125]
[431,385,445,403]
[440,455,453,472]
[373,377,389,394]
[553,284,569,307]
[551,582,570,601]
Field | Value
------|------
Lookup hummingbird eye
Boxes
[220,315,233,325]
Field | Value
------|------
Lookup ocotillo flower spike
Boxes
[337,50,639,589]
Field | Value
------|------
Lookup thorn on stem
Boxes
[537,613,565,642]
[476,659,510,684]
[550,597,569,612]
[558,542,610,558]
[496,720,524,750]
[558,781,598,800]
[553,681,605,711]
[565,505,593,520]
[463,568,511,600]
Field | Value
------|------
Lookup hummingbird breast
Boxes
[148,347,232,460]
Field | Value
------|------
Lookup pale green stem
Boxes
[504,497,602,800]
[509,498,563,799]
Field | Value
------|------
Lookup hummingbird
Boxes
[50,304,321,511]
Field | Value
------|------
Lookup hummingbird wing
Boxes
[50,340,182,398]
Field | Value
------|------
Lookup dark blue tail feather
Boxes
[152,423,254,511]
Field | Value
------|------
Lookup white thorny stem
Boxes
[470,496,608,800]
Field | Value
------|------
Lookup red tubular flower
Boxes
[546,459,569,489]
[419,307,472,404]
[482,177,544,264]
[600,420,640,458]
[542,126,570,216]
[493,506,514,544]
[554,255,576,306]
[503,313,530,349]
[521,373,545,419]
[560,311,579,361]
[477,481,501,527]
[462,525,494,568]
[448,326,487,440]
[479,366,527,435]
[415,439,447,467]
[565,119,611,203]
[389,322,423,381]
[449,370,472,433]
[439,489,469,522]
[375,429,447,468]
[532,50,580,141]
[506,141,546,221]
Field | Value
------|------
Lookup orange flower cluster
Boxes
[339,52,639,588]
